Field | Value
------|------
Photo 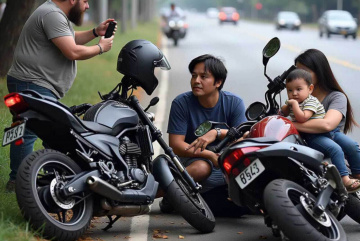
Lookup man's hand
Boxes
[95,19,117,37]
[98,35,114,53]
[209,151,220,168]
[185,129,217,153]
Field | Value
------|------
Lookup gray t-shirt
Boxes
[8,0,76,98]
[321,91,347,131]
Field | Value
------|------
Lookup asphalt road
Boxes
[88,13,360,241]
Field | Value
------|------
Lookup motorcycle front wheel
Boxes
[264,179,346,241]
[16,149,93,241]
[164,167,215,233]
[344,192,360,223]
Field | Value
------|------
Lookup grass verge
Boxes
[0,19,160,241]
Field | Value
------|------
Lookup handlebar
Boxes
[207,122,256,153]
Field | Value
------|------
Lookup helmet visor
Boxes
[154,56,171,70]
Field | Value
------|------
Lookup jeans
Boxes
[7,75,57,180]
[304,128,360,177]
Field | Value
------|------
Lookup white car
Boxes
[319,10,358,39]
[206,8,219,18]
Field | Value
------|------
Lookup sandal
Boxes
[345,179,360,193]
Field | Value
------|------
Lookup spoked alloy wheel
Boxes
[164,168,215,233]
[264,179,346,241]
[16,149,93,241]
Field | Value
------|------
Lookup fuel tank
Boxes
[83,100,139,134]
[249,115,299,140]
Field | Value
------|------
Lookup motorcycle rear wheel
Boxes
[164,168,215,233]
[264,179,346,241]
[16,149,93,241]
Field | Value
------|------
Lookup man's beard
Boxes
[68,0,84,26]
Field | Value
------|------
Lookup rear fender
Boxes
[256,142,324,173]
[152,154,174,190]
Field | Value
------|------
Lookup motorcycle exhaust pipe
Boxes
[87,176,125,202]
[101,199,150,216]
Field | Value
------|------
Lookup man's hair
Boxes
[286,69,312,86]
[188,54,227,90]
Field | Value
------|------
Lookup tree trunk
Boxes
[0,0,36,78]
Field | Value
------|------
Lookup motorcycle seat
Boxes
[81,121,114,135]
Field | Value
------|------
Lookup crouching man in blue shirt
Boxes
[163,54,249,217]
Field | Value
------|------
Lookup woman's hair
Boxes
[188,54,227,90]
[295,49,358,133]
[286,69,312,86]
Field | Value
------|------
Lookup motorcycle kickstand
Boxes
[102,215,121,231]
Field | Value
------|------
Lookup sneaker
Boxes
[5,180,16,193]
[159,197,175,213]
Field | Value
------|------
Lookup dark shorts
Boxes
[180,157,226,193]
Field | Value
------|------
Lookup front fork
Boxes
[311,163,348,217]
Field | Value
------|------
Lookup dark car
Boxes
[275,11,301,30]
[319,10,358,39]
[218,7,239,25]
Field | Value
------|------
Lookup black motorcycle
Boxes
[194,37,358,241]
[3,40,214,241]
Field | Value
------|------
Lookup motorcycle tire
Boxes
[344,192,360,224]
[264,179,346,241]
[16,149,93,241]
[164,168,215,233]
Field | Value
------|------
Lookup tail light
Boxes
[219,12,227,20]
[232,12,240,21]
[223,146,265,175]
[4,93,29,114]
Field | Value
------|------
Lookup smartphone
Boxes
[105,22,116,38]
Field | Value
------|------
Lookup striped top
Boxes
[288,95,326,122]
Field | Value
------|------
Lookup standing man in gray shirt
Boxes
[5,0,116,192]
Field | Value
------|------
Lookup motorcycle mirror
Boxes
[144,97,159,112]
[246,102,266,121]
[194,121,230,137]
[262,37,281,67]
[195,121,213,137]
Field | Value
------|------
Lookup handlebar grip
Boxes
[280,65,296,82]
[209,135,233,153]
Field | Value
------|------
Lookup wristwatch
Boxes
[215,128,221,140]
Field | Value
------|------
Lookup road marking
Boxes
[128,36,169,240]
[245,31,360,71]
[129,206,152,240]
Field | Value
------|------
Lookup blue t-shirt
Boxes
[167,91,247,144]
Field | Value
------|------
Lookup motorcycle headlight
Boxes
[169,21,176,28]
[177,21,184,28]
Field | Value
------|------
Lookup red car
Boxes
[219,7,240,25]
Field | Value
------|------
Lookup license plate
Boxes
[235,159,265,189]
[341,30,347,35]
[2,122,26,146]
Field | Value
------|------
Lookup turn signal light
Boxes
[4,93,29,113]
[232,12,240,21]
[223,146,264,175]
[219,12,227,20]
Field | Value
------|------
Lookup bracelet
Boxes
[215,128,221,140]
[96,44,103,55]
[92,28,98,37]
